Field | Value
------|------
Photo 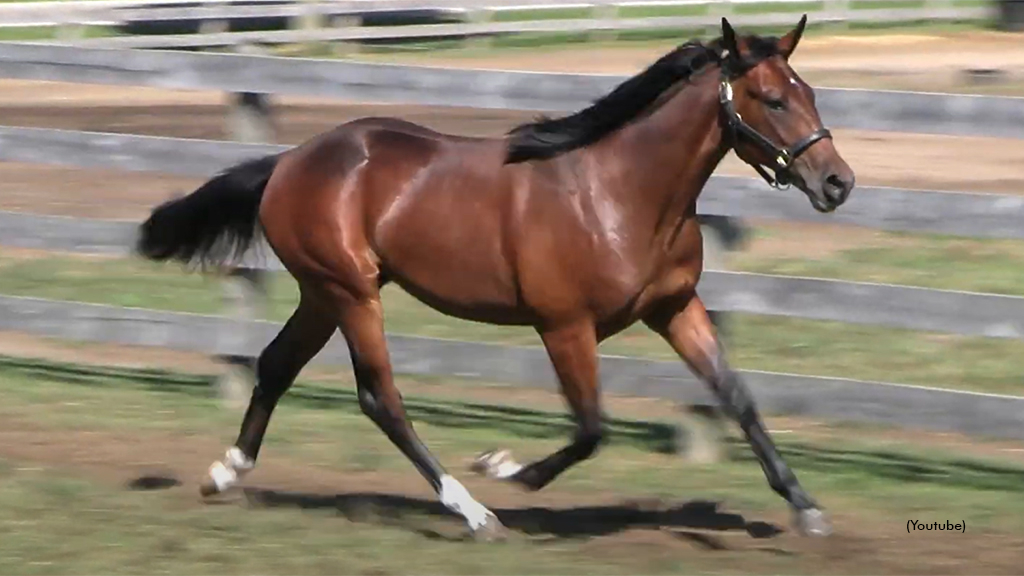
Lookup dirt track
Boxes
[3,406,1023,575]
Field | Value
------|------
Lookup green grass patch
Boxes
[850,0,927,8]
[0,26,55,42]
[0,24,119,42]
[734,1,826,15]
[491,7,594,22]
[732,232,1024,297]
[0,359,1023,573]
[619,4,709,18]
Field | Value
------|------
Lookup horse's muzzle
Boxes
[821,172,854,206]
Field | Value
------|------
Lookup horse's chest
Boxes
[596,239,704,324]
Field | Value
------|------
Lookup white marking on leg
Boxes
[473,449,523,480]
[491,458,523,479]
[439,474,495,531]
[207,446,255,493]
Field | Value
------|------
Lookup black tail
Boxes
[136,154,280,269]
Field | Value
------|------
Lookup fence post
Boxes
[672,214,748,462]
[226,91,274,145]
[824,0,851,32]
[216,72,275,409]
[198,13,229,36]
[217,267,269,409]
[55,21,86,43]
[708,0,734,37]
[329,14,362,57]
[466,7,494,51]
[286,0,327,55]
[590,1,619,43]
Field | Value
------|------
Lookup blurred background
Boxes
[0,1,1023,574]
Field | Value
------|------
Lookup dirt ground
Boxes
[1,32,1024,572]
[1,398,1023,574]
[0,414,1011,569]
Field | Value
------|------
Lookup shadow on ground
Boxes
[240,488,784,544]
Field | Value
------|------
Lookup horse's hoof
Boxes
[199,478,221,498]
[794,507,832,537]
[472,514,508,543]
[469,449,499,476]
[469,449,523,480]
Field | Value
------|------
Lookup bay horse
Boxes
[136,15,854,540]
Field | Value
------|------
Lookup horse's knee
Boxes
[357,384,406,430]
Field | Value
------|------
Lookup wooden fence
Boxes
[0,0,995,50]
[0,42,1022,446]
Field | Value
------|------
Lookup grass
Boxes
[0,24,119,42]
[348,18,990,59]
[0,357,1023,573]
[730,230,1024,297]
[306,5,992,62]
[0,225,1023,395]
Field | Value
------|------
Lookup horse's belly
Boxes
[374,205,528,325]
[386,258,533,325]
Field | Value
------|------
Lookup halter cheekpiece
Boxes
[717,61,832,190]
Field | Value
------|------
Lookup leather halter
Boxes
[718,71,832,190]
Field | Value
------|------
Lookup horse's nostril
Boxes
[823,174,848,203]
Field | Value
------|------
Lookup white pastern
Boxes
[472,449,524,480]
[439,474,496,531]
[207,446,255,493]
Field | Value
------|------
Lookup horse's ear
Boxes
[778,14,807,59]
[721,17,740,60]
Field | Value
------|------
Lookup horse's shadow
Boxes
[240,487,784,542]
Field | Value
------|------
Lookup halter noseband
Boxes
[718,70,832,190]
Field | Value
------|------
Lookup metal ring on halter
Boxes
[718,74,832,190]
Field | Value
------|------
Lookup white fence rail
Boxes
[2,42,1023,139]
[0,0,995,51]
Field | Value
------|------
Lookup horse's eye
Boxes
[766,98,786,111]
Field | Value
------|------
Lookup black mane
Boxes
[504,34,781,164]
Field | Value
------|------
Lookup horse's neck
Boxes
[602,70,728,233]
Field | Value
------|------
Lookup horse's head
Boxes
[717,16,855,213]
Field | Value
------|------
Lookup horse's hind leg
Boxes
[473,321,604,491]
[337,294,506,540]
[201,294,336,497]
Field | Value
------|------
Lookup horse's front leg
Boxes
[643,294,830,537]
